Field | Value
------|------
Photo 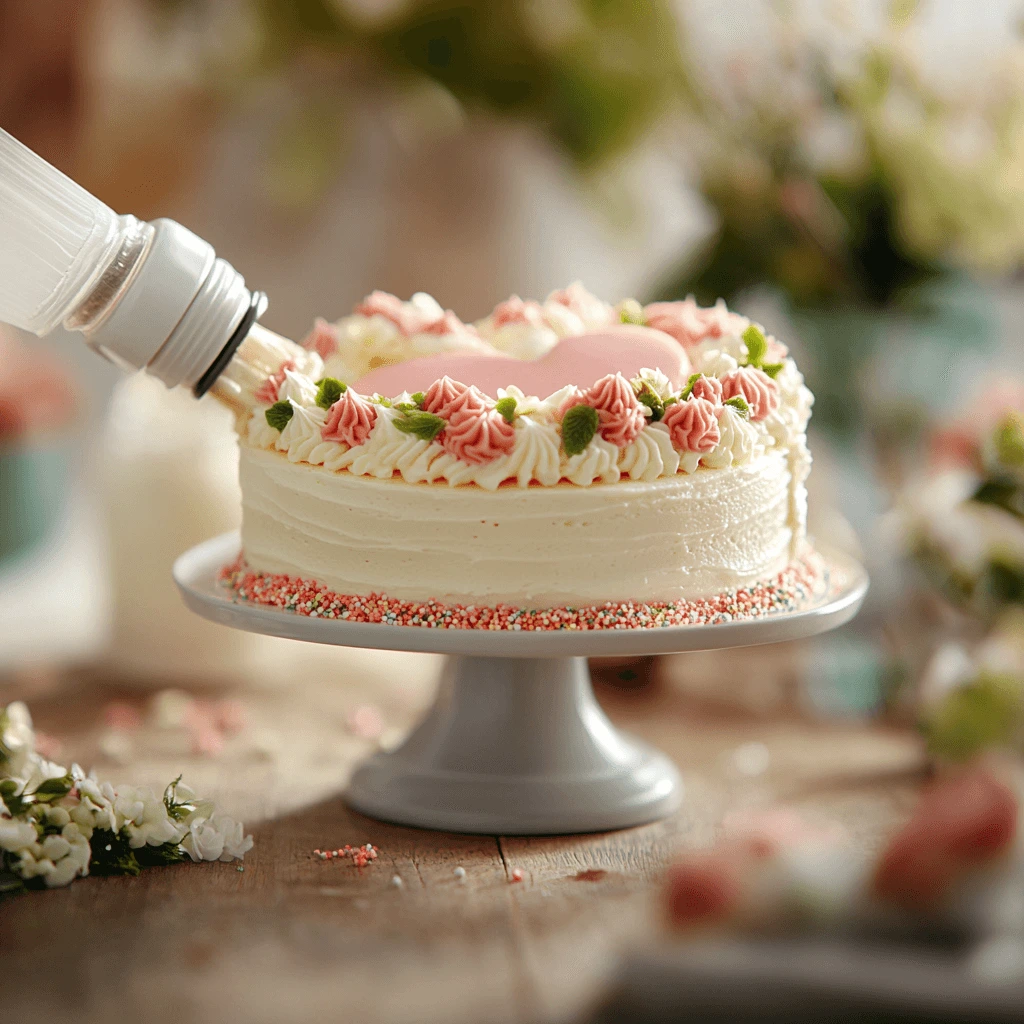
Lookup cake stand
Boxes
[173,532,868,835]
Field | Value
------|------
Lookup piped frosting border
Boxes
[243,286,813,490]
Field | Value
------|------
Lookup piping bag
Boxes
[0,127,318,419]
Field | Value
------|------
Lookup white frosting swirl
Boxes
[618,422,680,481]
[277,403,327,462]
[697,349,740,378]
[478,322,559,360]
[564,437,621,486]
[702,406,764,469]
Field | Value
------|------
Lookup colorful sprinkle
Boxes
[311,844,379,867]
[510,868,524,883]
[221,552,829,632]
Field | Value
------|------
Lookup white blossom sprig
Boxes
[0,701,252,897]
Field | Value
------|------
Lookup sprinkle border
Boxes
[218,550,829,631]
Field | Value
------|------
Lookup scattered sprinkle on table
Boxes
[510,869,524,883]
[312,844,379,867]
[453,866,466,881]
[391,875,404,888]
[220,551,827,632]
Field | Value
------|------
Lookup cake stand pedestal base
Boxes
[174,533,868,836]
[346,655,681,835]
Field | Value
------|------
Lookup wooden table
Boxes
[2,668,923,1024]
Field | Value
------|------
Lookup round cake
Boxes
[229,284,816,622]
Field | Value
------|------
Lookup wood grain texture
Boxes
[1,672,925,1024]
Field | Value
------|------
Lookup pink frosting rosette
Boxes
[662,397,721,453]
[547,282,612,326]
[643,298,745,349]
[442,407,516,465]
[301,318,339,360]
[321,389,378,447]
[720,367,780,421]
[689,374,723,404]
[355,290,428,336]
[418,309,477,337]
[492,295,546,329]
[582,373,647,449]
[253,360,296,405]
[422,376,487,419]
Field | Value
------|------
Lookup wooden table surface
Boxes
[2,665,924,1024]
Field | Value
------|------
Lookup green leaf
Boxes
[494,396,517,423]
[679,372,703,401]
[633,381,664,421]
[410,392,426,409]
[995,414,1024,468]
[89,829,142,877]
[372,395,392,408]
[31,774,73,803]
[742,324,768,366]
[924,672,1021,761]
[0,779,29,817]
[265,401,294,431]
[973,477,1024,522]
[761,362,784,379]
[392,409,447,441]
[561,403,599,456]
[135,843,187,868]
[314,377,347,409]
[725,395,751,417]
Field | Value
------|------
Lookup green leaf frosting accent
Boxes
[561,403,599,456]
[410,392,426,409]
[314,377,347,409]
[742,324,768,366]
[679,372,704,401]
[494,396,518,423]
[265,401,294,431]
[761,362,784,379]
[633,380,664,421]
[393,409,447,441]
[618,299,645,326]
[724,395,751,417]
[372,394,392,407]
[395,392,428,412]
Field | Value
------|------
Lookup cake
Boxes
[228,284,816,623]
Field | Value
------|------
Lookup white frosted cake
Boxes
[227,285,816,623]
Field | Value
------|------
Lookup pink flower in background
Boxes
[322,389,378,447]
[663,397,721,453]
[442,406,516,464]
[643,298,745,348]
[355,291,428,336]
[720,366,780,421]
[253,361,296,405]
[546,282,612,326]
[422,376,486,419]
[689,374,724,404]
[492,295,546,329]
[582,373,646,448]
[301,317,340,360]
[418,309,478,337]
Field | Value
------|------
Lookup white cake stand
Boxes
[173,532,868,835]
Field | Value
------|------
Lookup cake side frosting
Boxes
[239,446,797,607]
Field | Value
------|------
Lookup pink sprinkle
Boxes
[510,869,524,883]
[219,551,826,633]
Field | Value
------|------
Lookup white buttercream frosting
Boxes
[239,445,796,607]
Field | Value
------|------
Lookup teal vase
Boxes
[0,444,67,569]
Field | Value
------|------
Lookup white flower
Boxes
[0,818,37,853]
[114,786,184,848]
[181,813,253,863]
[697,349,739,378]
[634,367,674,402]
[0,701,36,777]
[14,821,91,887]
[68,776,118,838]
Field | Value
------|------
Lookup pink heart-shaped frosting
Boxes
[351,324,690,398]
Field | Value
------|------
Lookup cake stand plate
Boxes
[174,532,868,835]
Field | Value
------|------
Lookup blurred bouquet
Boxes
[660,1,1024,436]
[897,381,1024,621]
[891,380,1024,755]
